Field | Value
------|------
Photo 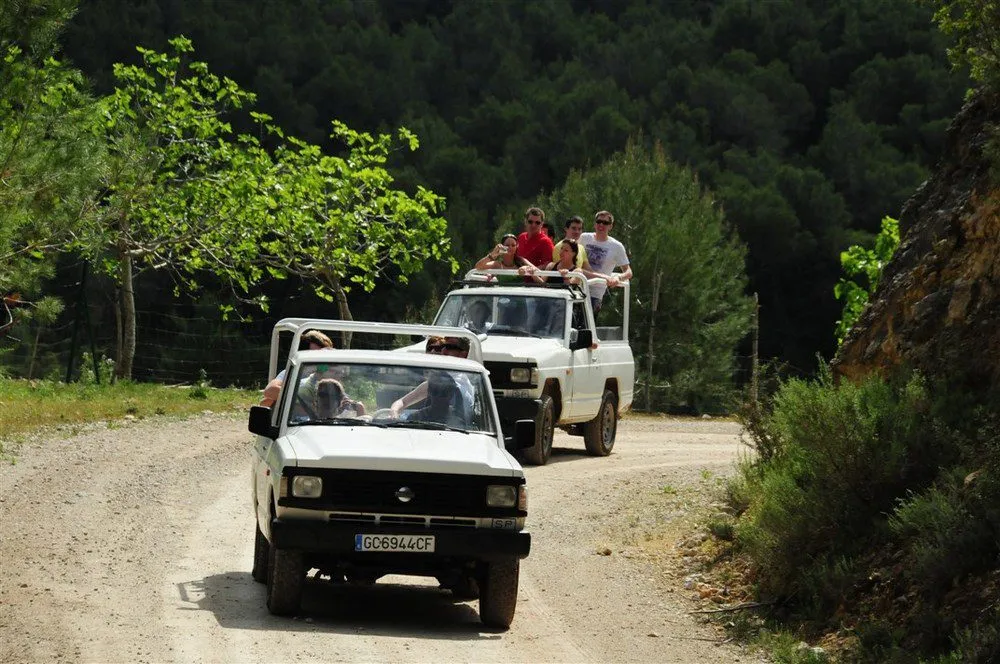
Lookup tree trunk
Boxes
[330,275,354,349]
[115,250,136,380]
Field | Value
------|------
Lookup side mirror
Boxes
[513,419,537,450]
[248,405,279,439]
[569,328,593,351]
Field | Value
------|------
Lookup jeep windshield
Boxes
[435,294,566,339]
[286,361,496,435]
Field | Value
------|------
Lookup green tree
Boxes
[834,215,900,344]
[0,1,103,298]
[73,37,454,376]
[542,139,753,412]
[929,0,1000,89]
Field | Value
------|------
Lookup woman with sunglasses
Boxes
[475,233,536,283]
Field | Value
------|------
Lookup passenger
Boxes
[260,329,333,407]
[292,363,364,421]
[580,210,633,314]
[475,233,535,283]
[552,216,590,269]
[314,378,366,418]
[515,207,555,269]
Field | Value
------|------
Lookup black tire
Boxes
[266,545,305,616]
[251,521,269,584]
[479,558,520,629]
[522,394,554,466]
[584,389,618,457]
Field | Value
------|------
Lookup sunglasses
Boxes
[427,346,444,353]
[527,219,543,226]
[595,219,612,225]
[440,343,465,352]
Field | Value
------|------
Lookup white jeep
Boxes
[248,319,534,628]
[430,269,635,465]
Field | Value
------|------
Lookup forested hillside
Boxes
[59,0,968,373]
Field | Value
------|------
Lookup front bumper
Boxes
[270,519,531,560]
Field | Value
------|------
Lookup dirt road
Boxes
[0,412,759,663]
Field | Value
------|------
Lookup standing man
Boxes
[580,210,632,313]
[552,215,590,269]
[516,207,555,270]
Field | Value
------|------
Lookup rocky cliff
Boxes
[832,88,1000,391]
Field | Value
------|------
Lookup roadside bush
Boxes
[735,368,955,606]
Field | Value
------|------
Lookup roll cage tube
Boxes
[460,269,630,341]
[266,319,485,381]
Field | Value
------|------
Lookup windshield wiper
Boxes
[384,421,471,435]
[294,417,386,428]
[487,326,544,338]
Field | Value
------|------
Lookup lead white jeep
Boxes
[248,319,534,628]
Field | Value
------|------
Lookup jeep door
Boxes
[565,299,601,419]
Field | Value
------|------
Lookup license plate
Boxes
[354,534,435,553]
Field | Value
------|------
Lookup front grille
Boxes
[283,468,523,517]
[328,513,478,529]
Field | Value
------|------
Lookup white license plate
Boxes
[354,534,435,553]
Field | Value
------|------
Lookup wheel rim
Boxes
[601,400,616,449]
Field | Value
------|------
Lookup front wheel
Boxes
[266,546,305,616]
[479,558,520,628]
[522,394,554,465]
[584,389,618,456]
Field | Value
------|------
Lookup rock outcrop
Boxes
[832,88,1000,391]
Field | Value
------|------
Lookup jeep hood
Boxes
[481,335,564,363]
[284,427,522,477]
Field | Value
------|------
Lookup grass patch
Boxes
[0,378,256,456]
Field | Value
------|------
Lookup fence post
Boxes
[751,291,759,409]
[65,262,89,383]
[645,270,663,412]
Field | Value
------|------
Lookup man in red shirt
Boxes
[516,206,555,269]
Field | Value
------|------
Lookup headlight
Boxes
[486,485,517,507]
[291,475,323,498]
[510,367,536,383]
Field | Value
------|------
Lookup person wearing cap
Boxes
[260,329,333,407]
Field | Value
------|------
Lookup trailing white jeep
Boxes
[248,319,534,628]
[429,269,635,465]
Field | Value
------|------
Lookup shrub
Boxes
[735,368,955,605]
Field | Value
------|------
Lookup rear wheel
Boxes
[479,558,520,629]
[522,394,554,466]
[584,389,618,456]
[266,546,304,616]
[251,521,269,584]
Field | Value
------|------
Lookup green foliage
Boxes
[834,216,900,343]
[0,38,103,297]
[929,0,1000,89]
[188,368,210,399]
[541,140,753,412]
[59,0,968,374]
[735,368,952,606]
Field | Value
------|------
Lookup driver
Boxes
[464,300,492,333]
[407,372,466,428]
